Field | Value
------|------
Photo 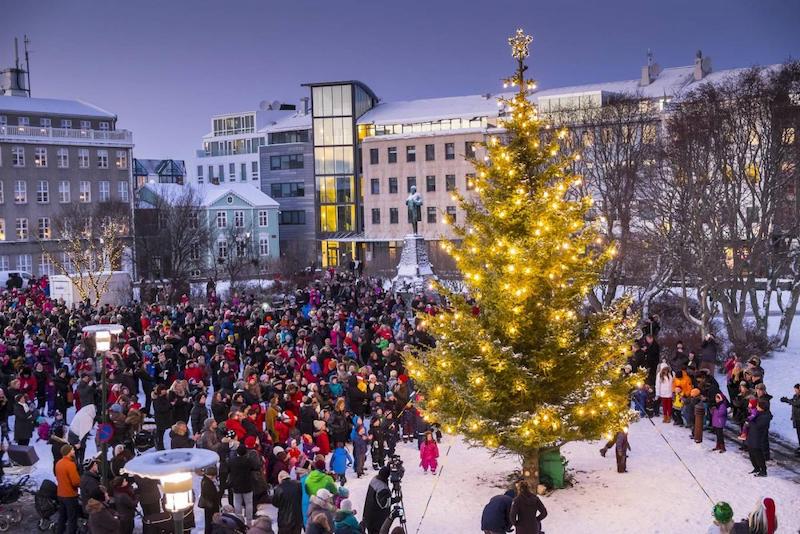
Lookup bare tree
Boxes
[41,201,130,306]
[209,221,261,295]
[135,185,210,302]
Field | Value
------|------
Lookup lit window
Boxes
[466,173,476,191]
[0,218,5,240]
[37,217,50,239]
[446,206,457,224]
[116,150,128,169]
[79,181,91,203]
[34,147,47,167]
[14,180,26,203]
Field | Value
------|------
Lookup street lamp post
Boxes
[122,448,219,533]
[82,324,123,487]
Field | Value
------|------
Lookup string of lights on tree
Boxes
[404,29,642,462]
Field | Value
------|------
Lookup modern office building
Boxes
[187,101,296,186]
[258,109,316,268]
[133,158,185,189]
[0,63,134,276]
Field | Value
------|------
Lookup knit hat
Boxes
[110,404,123,413]
[313,420,325,431]
[713,502,733,523]
[272,446,285,455]
[337,486,349,498]
[60,444,73,457]
[340,499,354,513]
[277,470,290,483]
[690,388,701,398]
[316,488,332,500]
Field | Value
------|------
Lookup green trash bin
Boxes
[538,448,566,489]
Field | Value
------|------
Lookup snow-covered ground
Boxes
[14,412,800,533]
[758,312,800,445]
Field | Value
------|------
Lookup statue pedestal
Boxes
[392,234,436,291]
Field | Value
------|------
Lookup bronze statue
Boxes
[406,185,423,235]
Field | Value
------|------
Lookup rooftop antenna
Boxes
[14,37,20,69]
[647,48,653,67]
[24,35,31,96]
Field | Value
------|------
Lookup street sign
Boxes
[98,423,114,444]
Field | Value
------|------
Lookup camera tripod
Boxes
[389,480,409,534]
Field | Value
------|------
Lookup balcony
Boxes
[0,125,134,146]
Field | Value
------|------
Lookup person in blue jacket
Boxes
[480,488,516,534]
[329,441,353,486]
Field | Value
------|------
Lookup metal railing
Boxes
[0,124,133,143]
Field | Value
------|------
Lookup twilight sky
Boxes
[2,0,798,159]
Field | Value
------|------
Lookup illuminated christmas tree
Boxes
[404,29,641,486]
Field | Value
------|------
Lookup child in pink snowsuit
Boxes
[419,431,440,474]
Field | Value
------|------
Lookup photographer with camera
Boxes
[362,465,391,534]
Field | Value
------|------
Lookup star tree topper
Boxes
[508,28,533,60]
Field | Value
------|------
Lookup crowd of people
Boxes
[0,272,797,534]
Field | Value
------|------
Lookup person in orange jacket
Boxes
[55,444,81,534]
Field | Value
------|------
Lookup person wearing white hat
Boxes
[307,488,336,529]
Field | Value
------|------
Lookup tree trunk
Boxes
[778,286,800,347]
[521,448,540,491]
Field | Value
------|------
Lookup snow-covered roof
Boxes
[139,182,279,209]
[133,159,186,177]
[259,112,312,134]
[0,95,116,118]
[357,93,502,126]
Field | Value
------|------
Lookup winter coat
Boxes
[711,399,728,429]
[76,380,96,409]
[112,490,136,534]
[55,456,81,498]
[191,403,210,436]
[86,498,120,534]
[79,471,101,508]
[419,440,439,465]
[305,469,337,500]
[672,374,693,397]
[247,516,274,534]
[228,450,262,493]
[362,474,391,534]
[199,476,221,513]
[13,401,36,442]
[481,491,515,532]
[329,447,353,475]
[655,364,674,399]
[169,429,195,449]
[333,510,361,534]
[700,338,718,364]
[780,393,800,428]
[330,411,351,444]
[510,492,548,534]
[307,495,336,527]
[153,395,172,428]
[745,410,772,451]
[271,478,303,530]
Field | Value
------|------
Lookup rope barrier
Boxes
[637,400,716,505]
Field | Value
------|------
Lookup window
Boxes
[0,116,5,126]
[465,141,477,158]
[234,210,244,227]
[229,163,236,178]
[189,211,199,229]
[16,254,31,272]
[369,148,379,165]
[389,208,399,224]
[40,118,51,128]
[270,154,304,170]
[0,256,7,270]
[78,149,89,168]
[426,175,436,192]
[216,212,227,228]
[0,181,4,203]
[371,208,381,224]
[118,181,128,202]
[251,161,258,180]
[445,143,455,160]
[268,130,309,144]
[37,217,50,239]
[241,163,247,182]
[59,181,70,203]
[218,165,225,181]
[60,119,72,129]
[79,181,91,202]
[80,120,91,130]
[34,147,47,167]
[0,219,4,240]
[116,150,127,169]
[97,150,108,168]
[217,240,228,260]
[279,210,306,225]
[427,206,437,224]
[99,122,110,131]
[197,165,204,183]
[387,147,397,163]
[446,206,457,224]
[57,148,69,168]
[269,182,305,198]
[259,236,270,256]
[11,146,24,167]
[37,181,49,203]
[370,178,380,195]
[425,144,435,161]
[60,252,72,274]
[406,145,416,162]
[466,173,476,191]
[157,211,167,230]
[445,174,456,192]
[190,244,200,261]
[16,218,28,240]
[18,116,29,126]
[388,177,398,194]
[39,255,53,276]
[98,181,110,202]
[258,210,269,227]
[406,176,416,193]
[14,180,26,203]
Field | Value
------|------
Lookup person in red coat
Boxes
[225,412,247,441]
[275,414,291,445]
[314,420,331,456]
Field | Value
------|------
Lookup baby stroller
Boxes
[128,429,156,455]
[0,474,27,531]
[34,479,58,531]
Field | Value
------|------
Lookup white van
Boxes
[0,270,33,289]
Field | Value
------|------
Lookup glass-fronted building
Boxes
[302,81,377,267]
